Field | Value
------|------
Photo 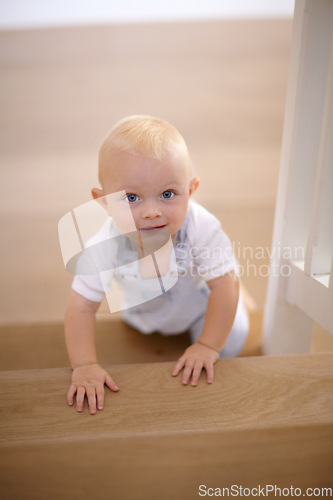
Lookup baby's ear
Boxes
[91,187,108,210]
[189,177,200,196]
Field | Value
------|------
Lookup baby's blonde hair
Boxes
[98,115,191,184]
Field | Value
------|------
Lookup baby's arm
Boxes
[65,291,119,414]
[172,270,239,386]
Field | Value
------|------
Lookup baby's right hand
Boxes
[67,363,119,415]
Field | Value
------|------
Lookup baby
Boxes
[65,115,249,414]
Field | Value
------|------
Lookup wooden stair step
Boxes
[0,311,263,371]
[0,353,332,499]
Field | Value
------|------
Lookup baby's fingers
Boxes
[96,386,105,411]
[86,386,97,415]
[76,386,86,412]
[105,374,119,392]
[191,360,204,387]
[172,357,186,377]
[182,361,195,385]
[205,362,214,384]
[67,384,77,406]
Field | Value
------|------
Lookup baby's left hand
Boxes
[172,343,220,386]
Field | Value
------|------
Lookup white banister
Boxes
[263,0,333,355]
[304,33,333,278]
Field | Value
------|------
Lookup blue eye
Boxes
[126,194,139,203]
[161,190,174,199]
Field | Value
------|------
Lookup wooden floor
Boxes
[0,19,332,358]
[0,19,292,325]
[0,18,332,358]
[0,20,333,498]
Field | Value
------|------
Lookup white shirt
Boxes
[72,200,237,334]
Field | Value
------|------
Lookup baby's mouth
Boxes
[140,224,167,232]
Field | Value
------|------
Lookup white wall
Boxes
[0,0,294,30]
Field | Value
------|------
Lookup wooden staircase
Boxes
[0,313,332,500]
[1,10,332,499]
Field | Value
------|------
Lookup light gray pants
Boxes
[189,296,249,358]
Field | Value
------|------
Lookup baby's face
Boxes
[100,150,197,239]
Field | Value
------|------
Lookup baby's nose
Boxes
[141,199,162,218]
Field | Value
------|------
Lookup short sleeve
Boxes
[70,218,115,302]
[186,202,238,281]
[72,272,106,303]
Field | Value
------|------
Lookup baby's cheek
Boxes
[113,212,137,234]
[172,205,188,228]
[107,196,138,234]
